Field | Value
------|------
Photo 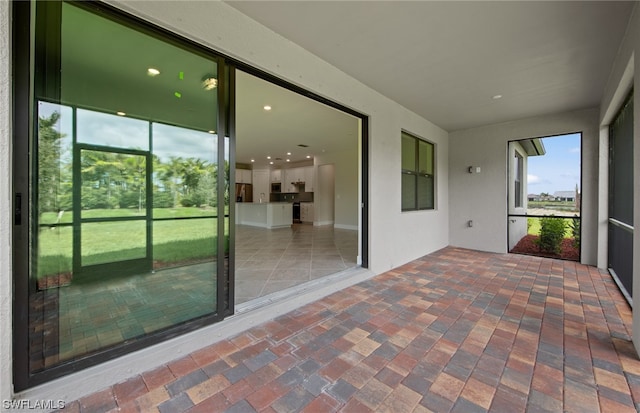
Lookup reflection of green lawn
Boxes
[40,206,226,225]
[38,210,228,278]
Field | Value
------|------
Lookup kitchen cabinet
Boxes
[300,202,314,223]
[283,169,295,192]
[271,169,282,183]
[236,203,292,228]
[283,167,306,192]
[237,168,252,184]
[304,166,314,192]
[271,203,292,227]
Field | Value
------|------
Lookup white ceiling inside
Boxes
[236,71,359,169]
[227,1,635,132]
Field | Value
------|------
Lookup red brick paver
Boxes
[59,247,640,412]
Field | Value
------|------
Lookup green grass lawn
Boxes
[37,208,229,279]
[527,217,576,238]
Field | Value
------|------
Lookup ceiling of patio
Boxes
[226,1,635,132]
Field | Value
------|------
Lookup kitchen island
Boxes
[236,202,292,229]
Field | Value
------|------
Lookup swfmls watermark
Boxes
[2,399,66,410]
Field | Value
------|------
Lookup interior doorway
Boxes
[233,70,362,304]
[507,133,582,261]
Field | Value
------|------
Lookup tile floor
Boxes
[235,224,358,303]
[61,247,640,412]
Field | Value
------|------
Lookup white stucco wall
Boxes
[0,0,13,403]
[449,108,600,266]
[599,4,639,355]
[0,0,449,400]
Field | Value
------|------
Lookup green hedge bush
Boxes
[536,216,566,254]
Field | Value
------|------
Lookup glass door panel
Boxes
[21,0,228,385]
[608,91,634,302]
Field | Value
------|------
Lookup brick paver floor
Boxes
[61,247,640,412]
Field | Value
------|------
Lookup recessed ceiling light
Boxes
[263,105,272,111]
[251,159,255,162]
[286,159,290,162]
[492,94,503,100]
[287,152,291,155]
[269,161,274,165]
[147,68,160,76]
[116,111,126,116]
[267,156,271,159]
[306,155,311,159]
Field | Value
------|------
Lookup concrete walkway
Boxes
[60,247,639,412]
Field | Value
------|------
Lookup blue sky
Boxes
[526,133,581,195]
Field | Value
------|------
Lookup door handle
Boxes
[15,193,22,225]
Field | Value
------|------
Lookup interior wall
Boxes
[0,0,12,401]
[599,4,639,355]
[449,108,600,266]
[315,163,335,225]
[314,147,357,230]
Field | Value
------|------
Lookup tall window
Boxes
[401,131,435,211]
[514,152,523,208]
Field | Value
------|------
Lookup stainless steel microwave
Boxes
[271,183,281,193]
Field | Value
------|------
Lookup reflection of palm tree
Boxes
[123,155,146,212]
[158,156,184,208]
[182,158,207,196]
[38,111,66,214]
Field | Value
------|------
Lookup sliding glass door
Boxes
[15,1,230,389]
[608,90,634,303]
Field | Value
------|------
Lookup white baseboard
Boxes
[334,224,358,231]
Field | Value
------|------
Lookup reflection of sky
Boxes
[78,109,149,150]
[38,101,217,165]
[526,133,581,195]
[153,123,217,164]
